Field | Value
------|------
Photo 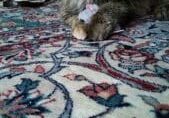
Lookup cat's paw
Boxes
[66,16,88,40]
[72,24,87,40]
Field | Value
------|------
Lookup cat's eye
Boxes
[79,19,85,23]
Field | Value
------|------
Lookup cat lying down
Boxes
[60,0,169,41]
[3,0,169,41]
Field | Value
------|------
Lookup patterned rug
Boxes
[0,3,169,118]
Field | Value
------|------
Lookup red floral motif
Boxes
[10,66,26,73]
[109,47,158,64]
[79,83,117,99]
[111,35,134,43]
[34,65,46,74]
[155,104,169,111]
[63,73,87,81]
[0,90,18,98]
[165,49,169,54]
[63,73,77,80]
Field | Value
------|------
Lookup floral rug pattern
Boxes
[0,3,169,118]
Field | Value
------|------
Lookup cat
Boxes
[60,0,169,41]
[2,0,169,41]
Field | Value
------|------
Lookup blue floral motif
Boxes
[154,65,169,82]
[0,78,51,118]
[15,78,40,93]
[63,51,92,58]
[162,55,169,63]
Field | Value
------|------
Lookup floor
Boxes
[0,2,169,118]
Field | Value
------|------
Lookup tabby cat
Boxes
[61,0,169,41]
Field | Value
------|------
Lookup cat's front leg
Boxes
[86,12,117,41]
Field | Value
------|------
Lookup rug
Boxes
[0,3,169,118]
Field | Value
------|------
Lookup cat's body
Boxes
[61,0,169,41]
